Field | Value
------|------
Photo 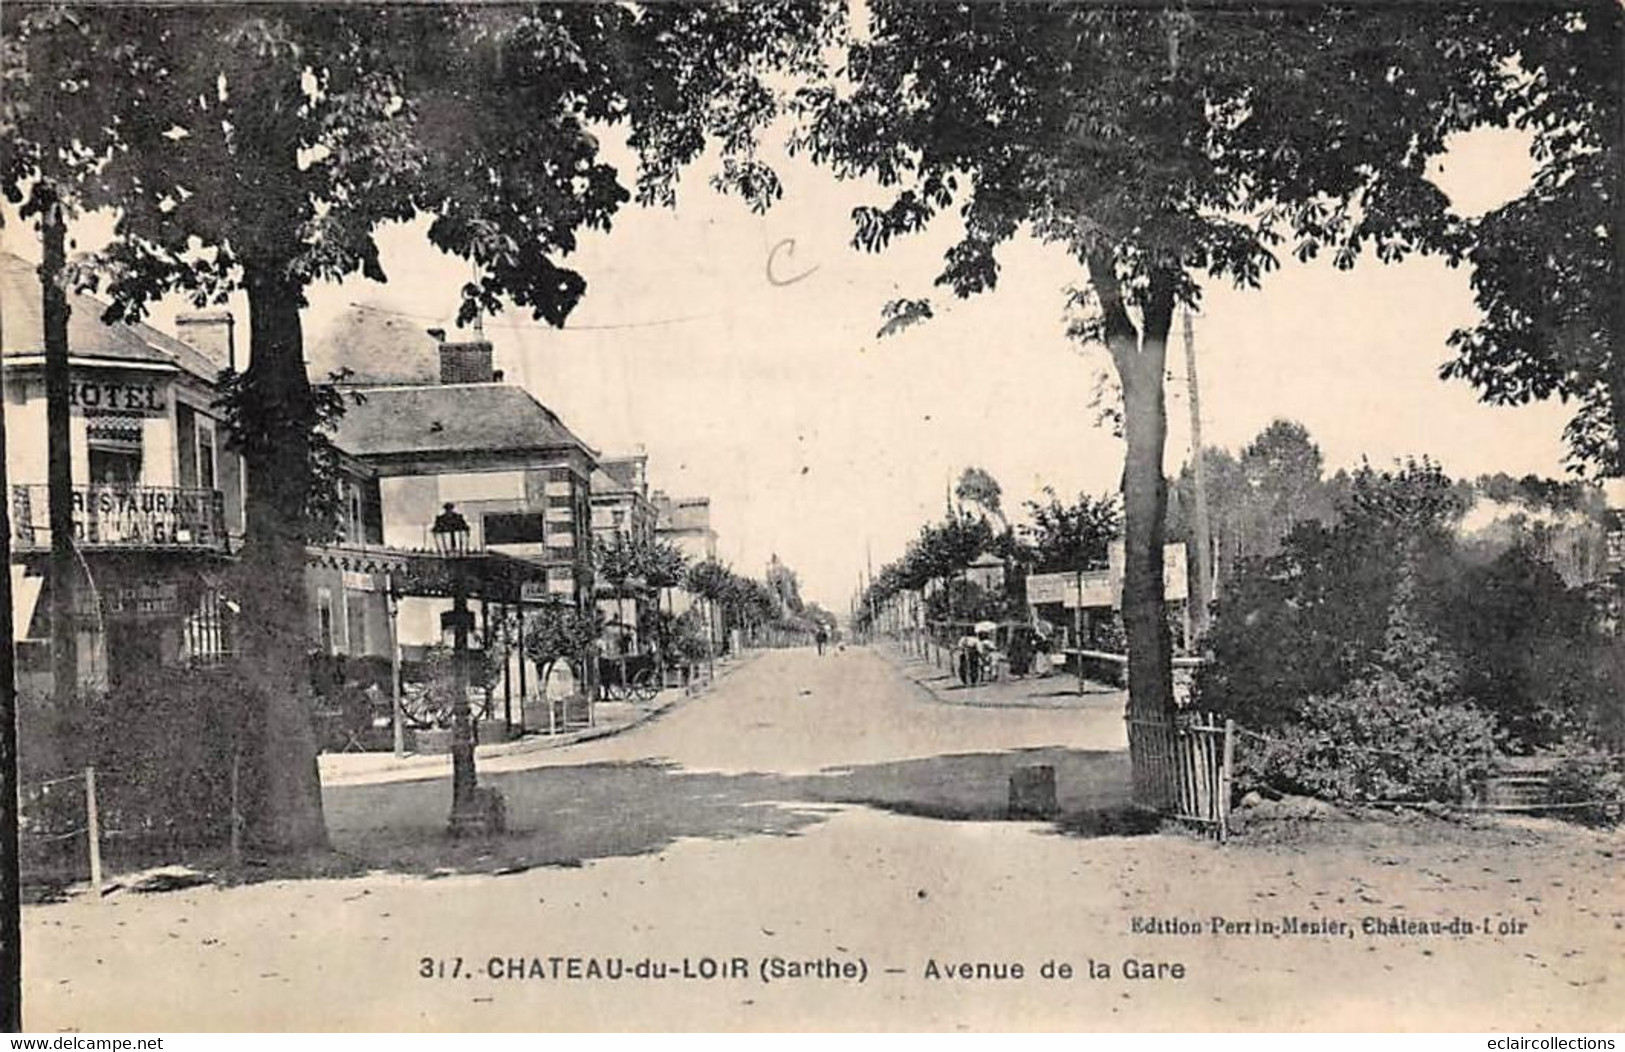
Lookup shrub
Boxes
[1545,752,1625,827]
[1203,491,1622,755]
[18,668,258,854]
[667,609,713,665]
[1234,671,1499,804]
[1197,522,1403,728]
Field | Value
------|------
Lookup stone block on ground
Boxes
[1009,764,1058,819]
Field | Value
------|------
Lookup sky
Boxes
[0,121,1572,615]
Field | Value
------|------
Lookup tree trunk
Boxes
[237,263,328,852]
[41,194,77,708]
[617,592,629,692]
[1088,254,1178,810]
[1120,329,1175,721]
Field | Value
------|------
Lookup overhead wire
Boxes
[346,301,710,333]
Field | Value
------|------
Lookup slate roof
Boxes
[599,456,645,492]
[306,302,443,385]
[0,252,220,382]
[331,382,595,460]
[592,467,629,496]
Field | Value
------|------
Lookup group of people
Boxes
[955,625,998,685]
[954,620,1058,686]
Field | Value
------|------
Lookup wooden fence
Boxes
[1127,712,1235,840]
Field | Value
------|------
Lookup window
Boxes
[348,483,362,541]
[483,512,547,546]
[184,588,234,666]
[87,417,143,483]
[336,479,364,543]
[88,446,142,484]
[345,592,368,656]
[176,403,197,484]
[317,587,336,654]
[196,419,216,490]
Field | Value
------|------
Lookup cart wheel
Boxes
[632,669,660,702]
[399,684,448,729]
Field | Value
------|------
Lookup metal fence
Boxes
[18,767,106,895]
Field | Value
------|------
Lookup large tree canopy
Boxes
[1,2,834,849]
[796,2,1551,805]
[1438,3,1622,474]
[7,4,834,318]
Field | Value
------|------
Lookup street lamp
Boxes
[431,503,495,836]
[431,501,470,557]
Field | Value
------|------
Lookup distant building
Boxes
[590,454,656,547]
[965,551,1006,592]
[765,553,801,617]
[653,490,718,565]
[589,454,658,654]
[653,490,719,631]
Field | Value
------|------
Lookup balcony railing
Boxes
[11,484,229,553]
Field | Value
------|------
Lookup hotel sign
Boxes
[69,379,166,415]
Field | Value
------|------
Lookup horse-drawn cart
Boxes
[596,652,661,702]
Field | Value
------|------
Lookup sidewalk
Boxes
[319,652,756,788]
[881,642,1126,712]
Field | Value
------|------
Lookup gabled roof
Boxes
[0,252,221,383]
[330,382,595,460]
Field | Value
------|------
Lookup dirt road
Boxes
[19,647,1624,1031]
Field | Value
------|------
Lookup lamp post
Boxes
[385,573,405,759]
[1074,566,1086,697]
[432,503,488,836]
[624,573,646,695]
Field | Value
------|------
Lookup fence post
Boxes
[1073,570,1084,696]
[1219,718,1235,844]
[84,767,102,901]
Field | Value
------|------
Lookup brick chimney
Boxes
[435,335,495,384]
[175,310,236,371]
